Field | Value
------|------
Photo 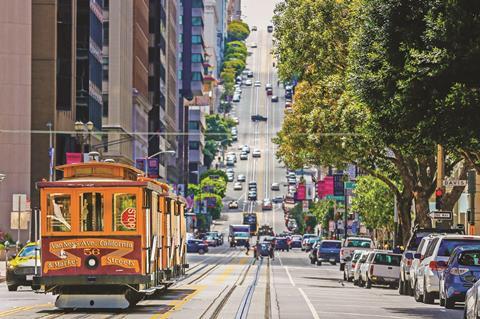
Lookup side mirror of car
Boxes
[414,253,421,259]
[405,252,413,259]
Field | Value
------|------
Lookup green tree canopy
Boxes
[227,20,250,42]
[200,169,228,184]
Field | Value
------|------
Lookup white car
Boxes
[353,250,370,286]
[245,79,252,86]
[237,174,246,182]
[344,250,363,282]
[240,152,248,160]
[359,250,401,289]
[340,237,374,271]
[232,95,240,102]
[252,149,261,158]
[232,117,239,124]
[254,81,261,87]
[271,182,280,191]
[226,152,237,162]
[242,145,250,153]
[227,173,234,182]
[414,234,480,304]
[250,42,257,48]
[409,235,438,298]
[233,182,243,190]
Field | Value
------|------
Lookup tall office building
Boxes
[148,0,179,183]
[178,0,206,188]
[0,0,32,242]
[100,0,151,166]
[31,0,104,208]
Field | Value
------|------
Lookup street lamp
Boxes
[145,150,176,178]
[74,121,94,162]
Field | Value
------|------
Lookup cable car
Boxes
[32,161,188,309]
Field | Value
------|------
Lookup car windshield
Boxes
[236,232,249,238]
[407,232,431,250]
[438,239,480,257]
[373,253,401,266]
[347,239,372,248]
[308,237,319,243]
[458,251,480,266]
[321,242,341,249]
[18,245,37,258]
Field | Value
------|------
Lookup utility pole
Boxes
[436,144,445,229]
[46,122,53,181]
[468,170,476,234]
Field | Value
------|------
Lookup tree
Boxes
[225,41,247,58]
[227,20,250,42]
[351,175,395,241]
[203,140,218,168]
[272,0,467,243]
[200,169,228,184]
[311,200,335,235]
[223,59,246,76]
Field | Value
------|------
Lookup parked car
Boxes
[344,250,364,282]
[275,237,290,251]
[267,25,273,32]
[290,235,303,248]
[251,26,257,31]
[408,234,439,297]
[228,200,239,209]
[340,237,374,271]
[302,236,319,252]
[399,227,464,296]
[226,159,235,167]
[6,242,40,291]
[237,174,246,182]
[414,234,480,304]
[233,182,243,190]
[251,114,268,121]
[464,276,480,319]
[353,250,370,286]
[245,79,252,86]
[271,182,280,191]
[262,198,272,210]
[232,95,240,102]
[247,70,254,77]
[360,250,401,289]
[227,173,234,181]
[316,240,342,266]
[440,246,480,309]
[187,239,209,254]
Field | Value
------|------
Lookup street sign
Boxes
[344,181,356,190]
[325,195,345,201]
[428,211,453,220]
[443,179,467,187]
[12,194,27,212]
[333,174,345,196]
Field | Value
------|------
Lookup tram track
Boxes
[198,257,256,319]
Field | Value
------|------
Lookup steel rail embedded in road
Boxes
[235,258,264,319]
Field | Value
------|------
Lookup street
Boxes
[0,246,463,318]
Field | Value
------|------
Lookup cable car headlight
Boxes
[85,256,99,269]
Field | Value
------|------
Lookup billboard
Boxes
[317,176,334,198]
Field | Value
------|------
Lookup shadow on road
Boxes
[384,306,463,319]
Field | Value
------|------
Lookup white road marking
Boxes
[298,287,320,319]
[315,311,410,319]
[284,265,295,287]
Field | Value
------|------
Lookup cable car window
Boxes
[46,194,72,232]
[80,192,104,231]
[113,193,137,231]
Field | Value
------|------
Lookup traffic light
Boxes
[435,188,444,210]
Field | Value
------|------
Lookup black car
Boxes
[271,95,279,102]
[275,237,290,251]
[251,114,267,121]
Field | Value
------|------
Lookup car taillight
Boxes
[352,263,356,269]
[370,265,374,275]
[450,267,470,276]
[429,261,447,271]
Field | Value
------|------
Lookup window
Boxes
[47,194,72,232]
[438,239,480,257]
[192,72,202,81]
[192,17,203,26]
[192,54,203,63]
[189,141,200,150]
[192,35,202,44]
[373,253,401,266]
[188,121,200,130]
[113,193,137,231]
[459,251,480,266]
[346,239,372,248]
[18,245,37,258]
[80,192,104,231]
[425,238,438,258]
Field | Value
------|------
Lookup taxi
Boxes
[6,242,40,291]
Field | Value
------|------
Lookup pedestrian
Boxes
[245,241,250,256]
[253,242,258,259]
[269,244,275,260]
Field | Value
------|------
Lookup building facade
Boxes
[188,105,208,182]
[31,0,104,208]
[0,0,32,242]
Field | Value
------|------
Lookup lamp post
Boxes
[74,121,94,162]
[145,150,176,178]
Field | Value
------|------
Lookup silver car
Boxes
[344,250,363,282]
[353,250,370,286]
